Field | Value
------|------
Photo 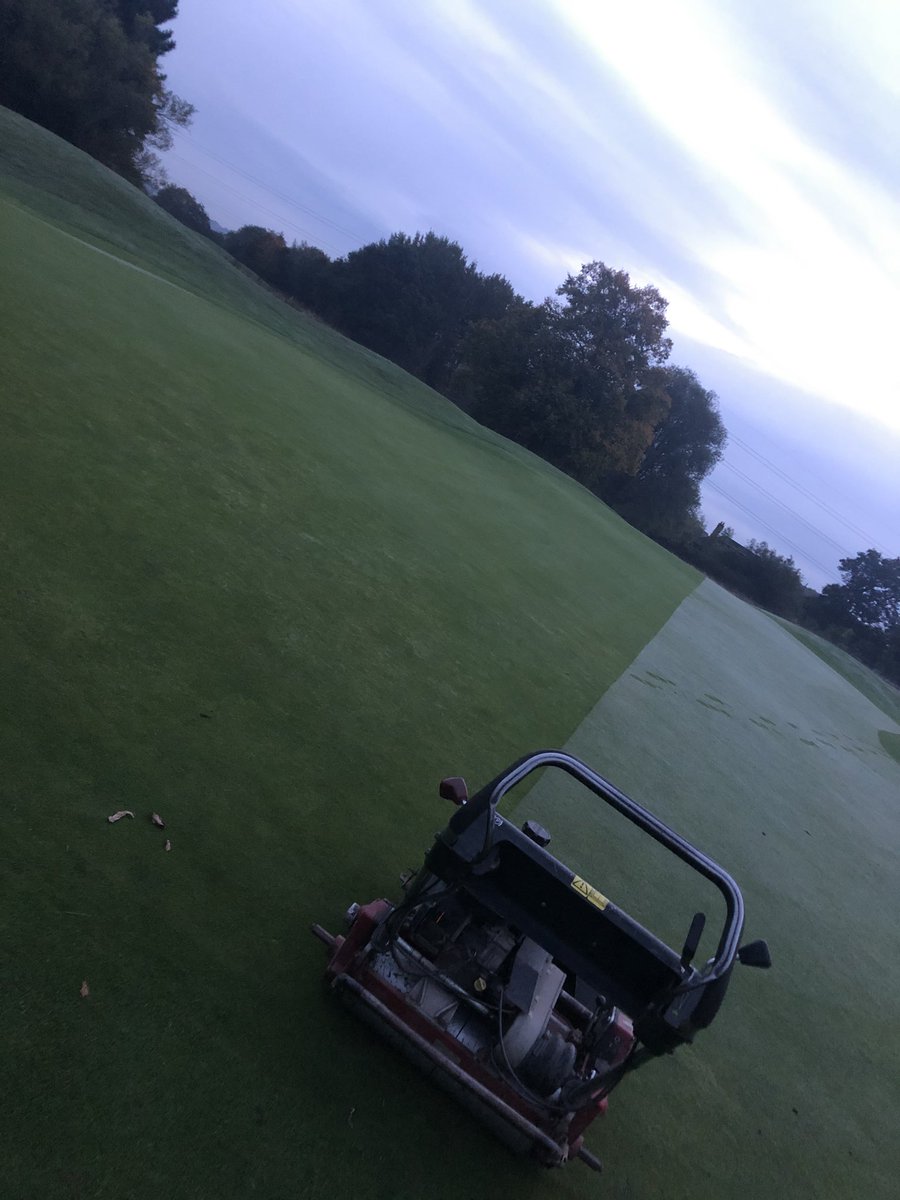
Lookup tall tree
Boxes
[459,262,674,490]
[685,534,805,618]
[805,552,900,684]
[282,242,335,313]
[552,262,673,485]
[452,301,577,455]
[743,540,805,617]
[153,184,213,237]
[834,549,900,631]
[223,226,288,284]
[330,232,519,391]
[0,0,190,183]
[607,366,726,539]
[114,1,177,55]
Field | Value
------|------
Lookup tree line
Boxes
[0,1,728,554]
[153,201,728,545]
[805,550,900,682]
[1,3,896,686]
[150,199,900,686]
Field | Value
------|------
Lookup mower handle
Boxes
[470,750,745,988]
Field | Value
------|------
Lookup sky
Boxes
[160,0,899,589]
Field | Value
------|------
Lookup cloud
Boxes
[684,336,900,586]
[545,0,900,433]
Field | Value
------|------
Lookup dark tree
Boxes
[0,0,190,183]
[607,366,726,540]
[743,541,805,617]
[808,583,859,632]
[457,262,673,491]
[640,367,725,487]
[555,263,672,376]
[282,242,335,313]
[684,533,805,618]
[835,549,900,632]
[224,225,288,284]
[154,184,213,237]
[801,550,900,684]
[330,232,519,391]
[114,1,177,55]
[552,263,673,485]
[455,301,590,469]
[450,300,542,412]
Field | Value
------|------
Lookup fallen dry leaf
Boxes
[80,980,90,998]
[107,810,135,823]
[164,839,172,851]
[150,813,166,829]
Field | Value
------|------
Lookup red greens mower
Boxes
[312,751,770,1173]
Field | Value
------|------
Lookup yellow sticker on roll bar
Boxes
[571,875,609,910]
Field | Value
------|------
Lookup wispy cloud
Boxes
[165,0,900,446]
[544,0,900,432]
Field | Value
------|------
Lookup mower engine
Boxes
[312,751,770,1172]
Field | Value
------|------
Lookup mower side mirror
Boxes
[439,776,468,806]
[737,939,772,968]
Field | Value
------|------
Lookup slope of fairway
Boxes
[0,106,515,440]
[0,106,329,348]
[775,617,900,727]
[1,112,702,1200]
[519,580,900,1199]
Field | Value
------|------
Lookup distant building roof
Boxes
[709,521,758,561]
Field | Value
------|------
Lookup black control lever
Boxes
[680,912,706,969]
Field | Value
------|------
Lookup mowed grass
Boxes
[1,111,701,1200]
[518,581,900,1198]
[0,107,322,343]
[775,617,900,727]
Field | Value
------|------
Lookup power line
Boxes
[173,132,368,248]
[705,481,840,581]
[165,150,347,255]
[719,460,854,557]
[729,433,889,553]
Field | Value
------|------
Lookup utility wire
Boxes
[166,150,346,255]
[719,460,854,558]
[174,132,368,248]
[705,481,840,581]
[729,433,889,553]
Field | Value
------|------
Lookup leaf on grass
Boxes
[164,839,172,851]
[107,810,135,823]
[80,980,90,998]
[151,813,166,828]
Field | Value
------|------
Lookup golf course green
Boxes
[2,108,898,1199]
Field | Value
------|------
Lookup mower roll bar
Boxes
[468,750,745,991]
